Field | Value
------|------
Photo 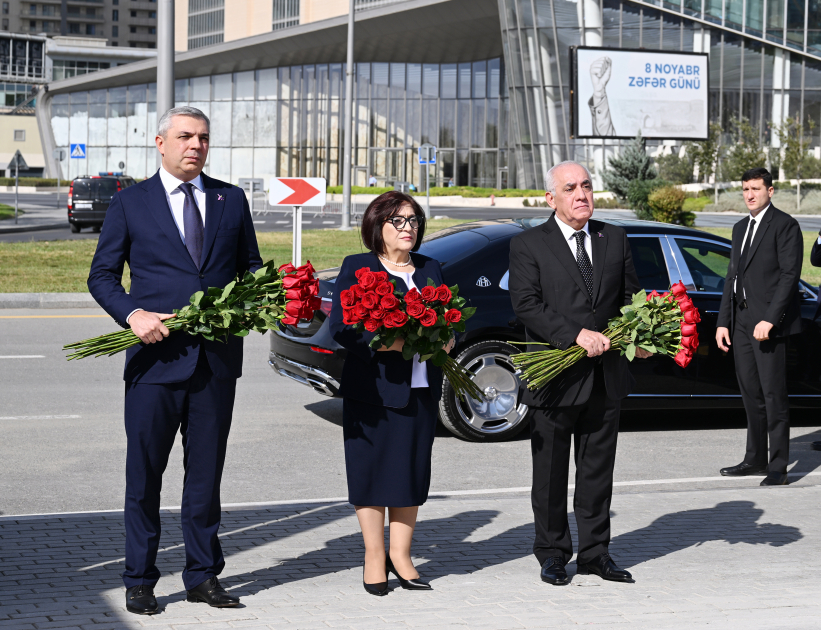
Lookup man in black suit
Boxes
[509,161,650,586]
[716,167,803,486]
[809,229,821,452]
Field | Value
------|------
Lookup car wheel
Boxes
[70,223,81,233]
[92,226,101,233]
[438,340,530,442]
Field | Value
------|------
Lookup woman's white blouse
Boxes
[386,269,430,389]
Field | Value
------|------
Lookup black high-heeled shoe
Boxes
[362,561,388,596]
[386,553,432,590]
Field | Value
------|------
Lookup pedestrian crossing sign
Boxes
[70,144,86,159]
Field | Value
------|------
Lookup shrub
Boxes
[647,185,686,224]
[602,132,657,201]
[0,177,70,187]
[655,152,694,184]
[627,178,668,221]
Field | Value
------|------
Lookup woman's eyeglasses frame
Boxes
[386,215,423,231]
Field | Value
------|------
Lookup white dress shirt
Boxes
[734,203,770,296]
[554,214,593,264]
[126,168,207,324]
[386,268,429,388]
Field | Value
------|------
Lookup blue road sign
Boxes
[418,144,436,165]
[70,144,86,159]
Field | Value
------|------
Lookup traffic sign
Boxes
[418,143,436,165]
[268,177,326,207]
[53,148,66,161]
[70,143,86,159]
[8,150,29,171]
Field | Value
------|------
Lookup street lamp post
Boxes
[341,0,355,231]
[156,0,175,169]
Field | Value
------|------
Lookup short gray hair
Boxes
[157,106,210,138]
[545,160,593,193]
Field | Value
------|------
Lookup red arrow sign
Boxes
[279,178,320,205]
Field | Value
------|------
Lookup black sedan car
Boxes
[269,217,821,442]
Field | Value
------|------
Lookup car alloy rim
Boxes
[456,351,529,434]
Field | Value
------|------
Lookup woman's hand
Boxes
[377,337,405,352]
[443,338,456,355]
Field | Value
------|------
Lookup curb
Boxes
[0,293,98,309]
[0,222,68,234]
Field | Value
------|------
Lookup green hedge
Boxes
[326,185,546,198]
[0,177,70,187]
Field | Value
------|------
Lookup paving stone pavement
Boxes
[1,485,820,630]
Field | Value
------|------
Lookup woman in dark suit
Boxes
[328,191,453,596]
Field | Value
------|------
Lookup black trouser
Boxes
[530,367,620,566]
[733,305,790,474]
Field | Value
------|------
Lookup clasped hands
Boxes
[716,321,773,351]
[576,328,652,359]
[129,310,175,344]
[378,337,456,354]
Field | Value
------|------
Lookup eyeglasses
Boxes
[386,215,422,230]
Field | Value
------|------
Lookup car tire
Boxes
[438,340,531,442]
[70,223,81,233]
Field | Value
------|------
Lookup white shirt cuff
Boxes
[126,308,143,324]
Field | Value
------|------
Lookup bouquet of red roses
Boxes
[512,281,701,390]
[64,260,321,359]
[340,267,484,401]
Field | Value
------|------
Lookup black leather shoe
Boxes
[386,553,432,590]
[539,557,570,585]
[760,472,789,486]
[186,576,240,607]
[577,553,633,583]
[811,441,821,452]
[720,462,768,476]
[125,585,159,615]
[363,562,388,596]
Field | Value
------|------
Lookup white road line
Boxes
[0,414,80,420]
[322,221,335,224]
[275,220,289,224]
[4,471,821,522]
[0,355,45,359]
[253,220,266,224]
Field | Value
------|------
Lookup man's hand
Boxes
[443,338,456,354]
[716,326,731,352]
[635,348,653,359]
[378,337,405,352]
[129,311,175,344]
[576,328,611,357]
[753,321,774,342]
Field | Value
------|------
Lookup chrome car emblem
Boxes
[476,276,491,287]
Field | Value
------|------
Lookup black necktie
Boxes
[736,217,756,300]
[574,231,594,297]
[180,182,204,269]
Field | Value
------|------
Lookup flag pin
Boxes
[217,194,224,201]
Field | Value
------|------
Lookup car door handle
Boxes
[703,310,720,315]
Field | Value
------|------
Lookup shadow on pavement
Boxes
[607,500,803,570]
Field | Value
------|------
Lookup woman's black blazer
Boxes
[329,251,445,409]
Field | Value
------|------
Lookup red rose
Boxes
[309,296,321,311]
[419,309,438,327]
[674,350,691,368]
[386,310,408,328]
[444,308,462,323]
[670,281,688,297]
[305,282,319,296]
[435,285,452,303]
[677,297,695,312]
[370,306,387,320]
[375,281,394,296]
[683,309,701,324]
[406,301,426,318]
[297,261,316,276]
[354,304,369,320]
[380,294,400,311]
[374,271,389,282]
[421,286,438,302]
[681,335,699,351]
[405,288,422,303]
[285,300,305,316]
[364,318,382,332]
[281,315,298,325]
[354,267,371,280]
[359,271,377,290]
[282,275,304,289]
[647,290,660,301]
[285,288,308,301]
[352,284,366,298]
[681,323,698,337]
[342,307,358,324]
[361,292,379,310]
[278,262,296,274]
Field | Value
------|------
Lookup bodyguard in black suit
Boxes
[88,107,262,614]
[812,233,821,453]
[509,161,650,586]
[716,168,803,486]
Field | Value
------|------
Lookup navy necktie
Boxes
[574,231,594,297]
[179,182,203,268]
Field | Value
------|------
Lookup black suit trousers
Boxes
[530,367,620,566]
[733,306,790,474]
[122,349,237,591]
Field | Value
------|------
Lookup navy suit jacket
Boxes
[87,170,263,384]
[329,251,444,409]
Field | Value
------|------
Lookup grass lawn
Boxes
[0,221,818,293]
[0,204,24,220]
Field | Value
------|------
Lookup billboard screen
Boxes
[571,46,709,141]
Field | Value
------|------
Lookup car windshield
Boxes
[72,179,118,198]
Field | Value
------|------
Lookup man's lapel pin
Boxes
[597,231,604,238]
[217,194,224,201]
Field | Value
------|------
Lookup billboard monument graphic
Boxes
[572,47,709,140]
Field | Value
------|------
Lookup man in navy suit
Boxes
[88,106,262,614]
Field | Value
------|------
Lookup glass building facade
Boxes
[41,0,821,190]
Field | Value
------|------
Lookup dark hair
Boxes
[741,167,773,189]
[361,191,426,253]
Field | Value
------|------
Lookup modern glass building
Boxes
[36,0,821,190]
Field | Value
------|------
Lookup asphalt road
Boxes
[1,308,820,517]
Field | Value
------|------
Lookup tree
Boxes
[602,132,656,200]
[685,122,721,184]
[720,117,766,182]
[776,116,818,211]
[655,151,695,184]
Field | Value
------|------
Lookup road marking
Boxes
[0,414,80,420]
[275,220,289,224]
[0,315,109,319]
[0,355,45,359]
[322,221,335,224]
[253,221,266,224]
